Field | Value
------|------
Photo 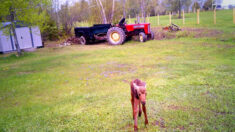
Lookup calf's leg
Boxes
[138,102,142,117]
[142,104,148,125]
[133,98,139,131]
[131,97,134,119]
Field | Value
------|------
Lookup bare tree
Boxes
[96,0,107,24]
[60,1,70,34]
[178,0,181,18]
[52,0,60,29]
[110,0,115,22]
[165,0,191,18]
[123,0,126,18]
[140,0,146,22]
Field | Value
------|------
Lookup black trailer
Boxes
[74,24,111,45]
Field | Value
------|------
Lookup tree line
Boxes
[50,0,215,36]
[0,0,216,56]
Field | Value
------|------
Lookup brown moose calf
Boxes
[130,79,148,131]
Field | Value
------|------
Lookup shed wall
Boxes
[0,30,14,52]
[0,26,43,53]
[31,27,42,47]
[0,33,2,52]
[16,27,32,49]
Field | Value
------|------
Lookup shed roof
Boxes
[0,21,28,29]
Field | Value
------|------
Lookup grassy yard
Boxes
[0,37,234,131]
[0,10,235,131]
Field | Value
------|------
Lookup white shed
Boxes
[0,22,43,54]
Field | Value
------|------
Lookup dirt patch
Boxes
[44,42,61,48]
[201,90,217,98]
[121,123,148,131]
[154,118,187,130]
[201,90,210,96]
[151,27,174,40]
[182,28,223,38]
[44,38,79,48]
[165,104,200,112]
[43,27,224,48]
[121,124,133,130]
[44,39,111,49]
[151,27,223,40]
[202,43,235,49]
[215,111,233,115]
[177,126,185,130]
[100,62,136,78]
[101,70,136,78]
[122,79,129,84]
[154,118,166,128]
[18,71,35,75]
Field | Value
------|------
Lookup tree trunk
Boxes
[65,1,70,34]
[96,0,107,24]
[178,0,182,19]
[55,0,60,29]
[111,0,115,22]
[10,8,21,56]
[123,0,126,18]
[140,0,146,22]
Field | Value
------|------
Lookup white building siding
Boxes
[16,27,32,49]
[0,30,14,52]
[0,26,43,53]
[31,27,42,48]
[0,33,2,52]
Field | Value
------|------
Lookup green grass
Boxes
[0,37,235,131]
[0,10,235,131]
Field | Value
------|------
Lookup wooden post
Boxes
[233,8,235,24]
[136,14,138,23]
[169,12,172,24]
[183,9,185,24]
[142,13,144,23]
[137,14,140,23]
[197,9,200,24]
[214,9,216,24]
[157,14,160,26]
[147,15,148,23]
[147,14,150,23]
[129,15,131,24]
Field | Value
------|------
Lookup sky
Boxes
[58,0,82,6]
[222,0,235,6]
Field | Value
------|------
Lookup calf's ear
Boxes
[133,83,139,90]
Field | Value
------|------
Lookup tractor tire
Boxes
[107,27,126,45]
[139,32,147,42]
[150,31,155,40]
[80,36,86,45]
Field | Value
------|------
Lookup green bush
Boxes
[41,18,60,41]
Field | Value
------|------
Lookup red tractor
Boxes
[107,18,154,45]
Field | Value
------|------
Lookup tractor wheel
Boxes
[107,27,126,45]
[139,32,147,42]
[150,31,155,40]
[80,36,86,45]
